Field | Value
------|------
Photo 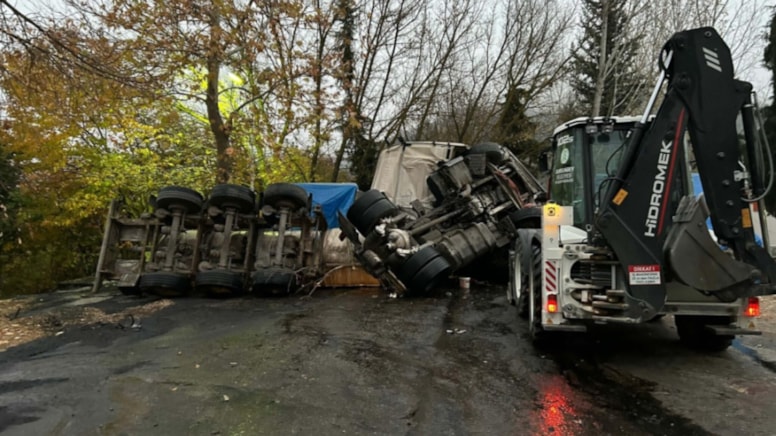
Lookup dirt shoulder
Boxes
[0,288,173,352]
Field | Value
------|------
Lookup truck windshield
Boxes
[550,127,629,226]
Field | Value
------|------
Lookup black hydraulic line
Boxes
[741,95,764,197]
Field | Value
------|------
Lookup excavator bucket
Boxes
[664,195,768,301]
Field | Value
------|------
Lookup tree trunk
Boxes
[205,10,232,184]
[591,0,609,117]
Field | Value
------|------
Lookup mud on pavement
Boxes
[0,284,774,435]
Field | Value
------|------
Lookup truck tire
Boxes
[156,186,204,214]
[209,184,256,214]
[396,246,452,294]
[347,190,383,218]
[347,190,398,235]
[675,315,734,352]
[509,207,542,229]
[264,183,308,211]
[139,271,191,297]
[251,267,298,296]
[195,270,245,297]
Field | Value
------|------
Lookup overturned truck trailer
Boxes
[339,141,546,295]
[93,182,378,297]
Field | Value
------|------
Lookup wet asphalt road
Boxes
[1,284,775,435]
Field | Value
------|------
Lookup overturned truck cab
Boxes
[339,140,546,295]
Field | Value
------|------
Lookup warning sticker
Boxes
[612,188,628,205]
[628,265,661,285]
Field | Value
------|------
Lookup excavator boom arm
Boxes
[595,27,776,319]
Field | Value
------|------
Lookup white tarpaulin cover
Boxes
[371,142,467,208]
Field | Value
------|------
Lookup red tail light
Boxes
[547,294,558,313]
[745,297,760,317]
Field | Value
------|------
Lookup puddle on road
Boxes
[542,338,711,436]
[528,374,587,435]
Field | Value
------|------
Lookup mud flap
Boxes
[665,195,761,301]
[337,211,361,243]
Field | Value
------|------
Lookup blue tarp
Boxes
[296,183,358,229]
[691,173,762,246]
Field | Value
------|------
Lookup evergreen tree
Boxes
[349,126,381,191]
[570,0,642,117]
[497,86,540,164]
[331,0,380,189]
[762,8,776,211]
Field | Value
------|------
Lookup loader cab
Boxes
[548,117,641,228]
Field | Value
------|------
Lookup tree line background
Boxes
[0,0,772,295]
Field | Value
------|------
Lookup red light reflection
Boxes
[526,375,585,436]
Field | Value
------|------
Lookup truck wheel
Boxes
[263,183,308,211]
[346,190,398,235]
[396,246,452,294]
[509,207,542,229]
[156,186,204,214]
[209,184,256,214]
[139,271,191,298]
[347,190,383,217]
[195,270,245,297]
[675,315,734,352]
[527,241,546,344]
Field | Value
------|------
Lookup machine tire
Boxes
[347,190,398,235]
[509,207,542,229]
[264,183,308,211]
[510,231,534,318]
[507,247,517,306]
[468,142,507,165]
[675,315,734,352]
[195,270,245,297]
[527,241,547,345]
[209,184,256,214]
[396,246,452,294]
[251,268,298,296]
[156,186,204,214]
[138,271,191,298]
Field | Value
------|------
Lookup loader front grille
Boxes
[570,261,612,288]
